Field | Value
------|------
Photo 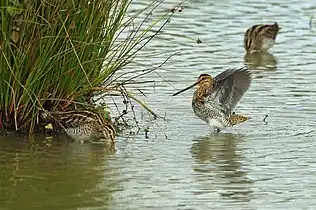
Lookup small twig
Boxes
[125,91,159,119]
[163,111,167,120]
[119,52,178,86]
[153,81,157,93]
[169,5,183,13]
[144,127,149,139]
[110,95,128,125]
[154,70,179,92]
[122,80,156,85]
[92,87,162,119]
[120,88,129,116]
[114,111,128,124]
[136,88,147,98]
[263,114,268,124]
[120,85,141,131]
[293,130,315,136]
[150,119,168,139]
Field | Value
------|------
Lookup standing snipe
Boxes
[173,68,252,132]
[42,109,116,142]
[244,22,280,53]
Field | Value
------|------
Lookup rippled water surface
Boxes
[2,1,316,209]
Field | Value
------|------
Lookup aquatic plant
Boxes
[0,0,172,134]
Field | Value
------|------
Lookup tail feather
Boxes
[229,113,249,125]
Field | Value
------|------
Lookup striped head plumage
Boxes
[173,74,214,104]
[42,109,116,142]
[244,22,280,53]
[173,68,252,132]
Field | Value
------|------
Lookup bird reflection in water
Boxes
[191,133,254,202]
[244,51,278,71]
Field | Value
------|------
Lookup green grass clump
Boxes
[0,0,170,134]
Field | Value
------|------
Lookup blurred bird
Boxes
[42,109,116,143]
[244,22,280,53]
[173,68,252,132]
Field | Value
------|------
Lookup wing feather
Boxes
[205,67,252,113]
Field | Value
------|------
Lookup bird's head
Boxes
[172,74,213,96]
[264,22,281,39]
[196,74,213,88]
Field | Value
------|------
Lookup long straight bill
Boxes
[172,82,198,96]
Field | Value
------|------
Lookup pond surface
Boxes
[2,0,316,209]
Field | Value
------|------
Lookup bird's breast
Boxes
[261,38,275,50]
[208,118,227,129]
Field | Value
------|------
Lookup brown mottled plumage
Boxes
[229,113,250,125]
[244,22,280,53]
[42,109,116,142]
[173,68,252,132]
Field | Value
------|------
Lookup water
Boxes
[2,0,316,209]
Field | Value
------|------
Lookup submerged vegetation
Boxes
[0,0,173,135]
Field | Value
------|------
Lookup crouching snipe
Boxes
[42,109,116,143]
[173,68,252,133]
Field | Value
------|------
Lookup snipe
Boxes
[244,22,280,53]
[173,68,252,132]
[42,109,116,142]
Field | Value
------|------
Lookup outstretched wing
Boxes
[206,67,252,113]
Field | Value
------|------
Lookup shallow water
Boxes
[2,1,316,209]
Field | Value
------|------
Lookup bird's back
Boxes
[244,22,279,53]
[42,110,116,142]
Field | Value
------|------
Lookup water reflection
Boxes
[191,133,253,202]
[0,136,116,210]
[244,51,278,70]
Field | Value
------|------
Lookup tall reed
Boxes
[0,0,171,134]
